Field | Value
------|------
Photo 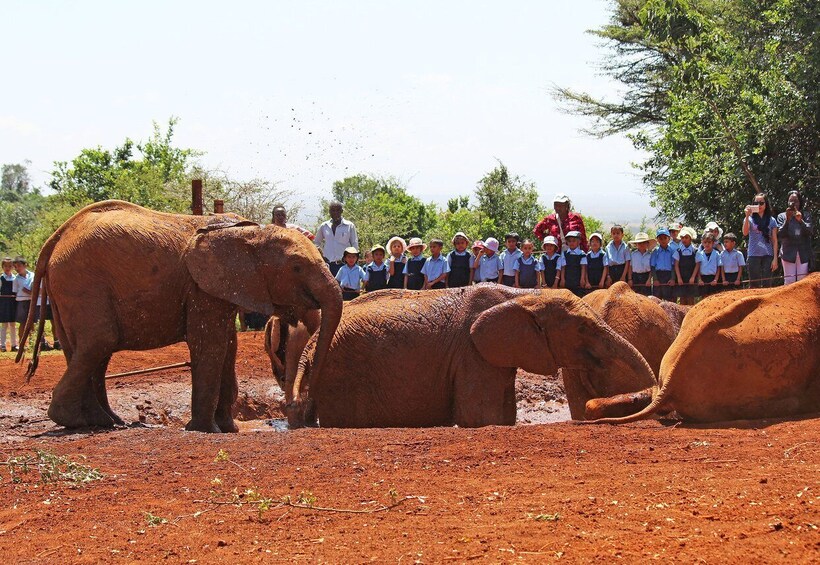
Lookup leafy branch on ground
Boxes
[0,449,103,487]
[144,512,168,526]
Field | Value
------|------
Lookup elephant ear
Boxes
[470,298,558,375]
[184,223,276,315]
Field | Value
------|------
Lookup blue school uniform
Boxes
[421,255,450,289]
[540,252,561,287]
[364,261,389,292]
[650,244,675,300]
[674,243,698,298]
[447,250,473,288]
[335,263,366,301]
[586,250,608,289]
[387,257,406,289]
[0,273,16,323]
[514,255,541,289]
[474,253,503,283]
[720,248,745,285]
[560,248,587,296]
[403,254,426,290]
[696,248,722,297]
[499,248,523,286]
[630,250,652,296]
[605,241,629,283]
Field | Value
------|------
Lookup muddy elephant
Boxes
[587,274,819,423]
[286,285,655,428]
[264,309,321,398]
[19,200,342,433]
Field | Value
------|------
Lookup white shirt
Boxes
[605,241,630,265]
[313,218,359,262]
[720,249,746,273]
[12,271,33,302]
[630,250,651,273]
[557,247,587,269]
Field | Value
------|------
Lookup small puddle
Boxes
[264,418,290,432]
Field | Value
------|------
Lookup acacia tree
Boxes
[474,161,543,239]
[554,0,819,238]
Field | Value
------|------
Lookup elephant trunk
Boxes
[581,323,658,399]
[288,269,342,427]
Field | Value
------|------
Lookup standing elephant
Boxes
[264,309,320,398]
[570,282,681,419]
[286,285,655,428]
[19,200,342,433]
[587,274,820,423]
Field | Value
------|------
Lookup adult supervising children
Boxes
[742,193,778,288]
[314,201,359,276]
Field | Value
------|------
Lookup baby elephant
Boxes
[588,273,820,423]
[287,285,655,428]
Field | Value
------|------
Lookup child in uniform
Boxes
[650,228,675,301]
[403,238,427,290]
[0,258,18,352]
[585,233,608,291]
[696,233,722,298]
[674,227,699,305]
[473,238,503,283]
[499,232,522,287]
[605,225,629,286]
[364,244,389,292]
[559,231,588,297]
[421,239,450,289]
[540,236,561,289]
[628,233,653,296]
[386,236,407,289]
[447,232,473,288]
[11,257,33,343]
[719,233,745,289]
[336,247,366,301]
[514,239,541,289]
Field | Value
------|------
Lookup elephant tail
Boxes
[16,226,62,380]
[585,383,671,424]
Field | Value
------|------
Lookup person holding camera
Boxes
[777,190,813,285]
[742,192,779,288]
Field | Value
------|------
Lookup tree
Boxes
[1,161,33,202]
[324,175,437,251]
[474,161,543,239]
[197,170,301,223]
[426,196,497,251]
[553,0,819,239]
[0,161,47,254]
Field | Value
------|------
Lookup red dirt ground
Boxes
[0,333,817,563]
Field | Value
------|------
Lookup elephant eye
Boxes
[293,265,302,274]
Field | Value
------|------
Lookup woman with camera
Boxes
[742,192,779,287]
[777,190,813,285]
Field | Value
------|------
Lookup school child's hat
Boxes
[386,236,407,254]
[704,221,723,238]
[565,230,581,239]
[483,237,500,252]
[723,232,738,242]
[406,237,427,251]
[12,256,26,264]
[668,222,683,232]
[503,232,521,242]
[542,236,559,249]
[678,226,697,240]
[451,232,469,245]
[629,232,655,244]
[342,247,360,258]
[370,244,386,254]
[589,232,603,243]
[553,193,571,204]
[655,228,671,238]
[471,239,484,251]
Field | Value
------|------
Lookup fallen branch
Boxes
[784,442,815,458]
[105,361,190,380]
[192,495,422,515]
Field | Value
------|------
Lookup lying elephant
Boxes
[20,201,342,433]
[587,274,820,423]
[286,285,656,428]
[647,295,690,333]
[264,310,320,398]
[572,282,682,419]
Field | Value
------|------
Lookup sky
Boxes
[0,0,655,225]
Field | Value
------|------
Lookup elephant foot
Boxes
[185,419,222,433]
[48,398,117,429]
[215,415,239,433]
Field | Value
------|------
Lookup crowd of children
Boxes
[333,222,762,304]
[0,256,59,352]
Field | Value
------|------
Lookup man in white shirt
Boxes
[313,201,359,276]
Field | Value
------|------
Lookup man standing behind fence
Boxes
[313,201,359,276]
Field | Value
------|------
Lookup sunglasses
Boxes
[752,200,765,205]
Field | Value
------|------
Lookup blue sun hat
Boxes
[656,228,671,238]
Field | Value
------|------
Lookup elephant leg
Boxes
[562,368,599,420]
[48,348,118,429]
[91,354,125,426]
[453,365,516,427]
[185,293,233,433]
[214,324,239,433]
